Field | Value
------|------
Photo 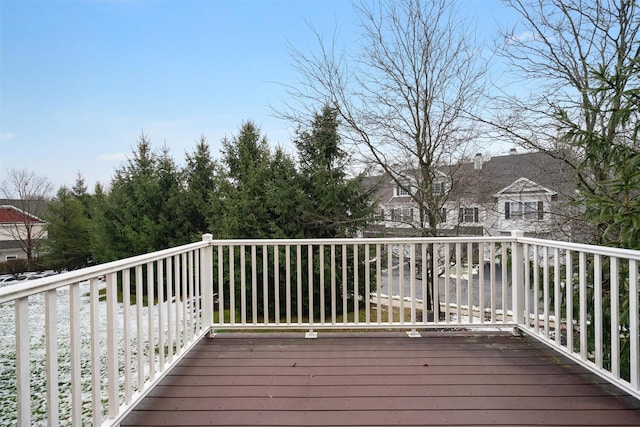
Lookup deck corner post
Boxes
[201,234,214,334]
[510,230,525,326]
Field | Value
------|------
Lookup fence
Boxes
[0,239,213,426]
[0,232,638,425]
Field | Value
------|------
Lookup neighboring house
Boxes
[0,201,48,261]
[366,149,578,239]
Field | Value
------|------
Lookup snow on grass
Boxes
[0,281,191,426]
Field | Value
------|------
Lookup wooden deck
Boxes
[121,331,640,426]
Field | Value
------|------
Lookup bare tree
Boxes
[282,0,487,238]
[488,0,640,243]
[282,0,487,316]
[1,169,53,260]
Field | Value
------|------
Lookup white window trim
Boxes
[506,201,544,220]
[394,185,410,197]
[459,207,479,223]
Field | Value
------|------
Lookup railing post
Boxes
[15,297,30,426]
[511,231,525,330]
[630,260,639,391]
[201,234,214,335]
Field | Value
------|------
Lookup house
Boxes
[0,200,47,261]
[366,149,578,239]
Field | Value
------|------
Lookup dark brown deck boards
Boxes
[121,332,640,426]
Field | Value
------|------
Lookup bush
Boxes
[0,258,31,275]
[0,257,49,276]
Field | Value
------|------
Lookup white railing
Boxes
[0,236,214,427]
[1,232,638,425]
[209,235,519,334]
[207,232,639,400]
[515,236,640,401]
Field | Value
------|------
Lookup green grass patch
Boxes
[212,305,428,332]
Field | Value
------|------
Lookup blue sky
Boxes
[0,0,516,191]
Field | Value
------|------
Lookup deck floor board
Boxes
[121,332,640,426]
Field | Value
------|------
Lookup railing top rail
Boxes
[518,236,640,260]
[0,240,208,304]
[204,235,515,246]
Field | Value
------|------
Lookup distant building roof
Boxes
[447,150,575,202]
[0,205,44,224]
[367,149,576,203]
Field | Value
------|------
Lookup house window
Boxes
[439,208,447,223]
[391,208,414,222]
[505,201,544,220]
[458,207,479,223]
[403,208,414,222]
[420,208,447,224]
[433,182,444,195]
[395,186,409,197]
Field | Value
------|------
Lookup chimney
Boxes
[474,153,483,170]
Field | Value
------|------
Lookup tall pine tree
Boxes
[44,186,92,270]
[219,121,274,239]
[294,105,376,238]
[183,135,223,239]
[92,132,185,261]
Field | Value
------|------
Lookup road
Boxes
[377,260,525,313]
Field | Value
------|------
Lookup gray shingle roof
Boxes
[368,150,576,204]
[448,150,575,202]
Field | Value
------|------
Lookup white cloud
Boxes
[506,31,539,45]
[0,133,15,140]
[98,153,128,161]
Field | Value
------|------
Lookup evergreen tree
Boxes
[44,186,92,270]
[564,55,639,381]
[71,172,88,195]
[294,105,377,238]
[155,146,190,248]
[216,122,301,318]
[263,147,305,238]
[570,62,640,250]
[214,117,378,320]
[71,172,91,215]
[70,171,98,248]
[89,182,115,263]
[219,121,273,238]
[93,132,185,261]
[293,106,379,314]
[183,135,223,239]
